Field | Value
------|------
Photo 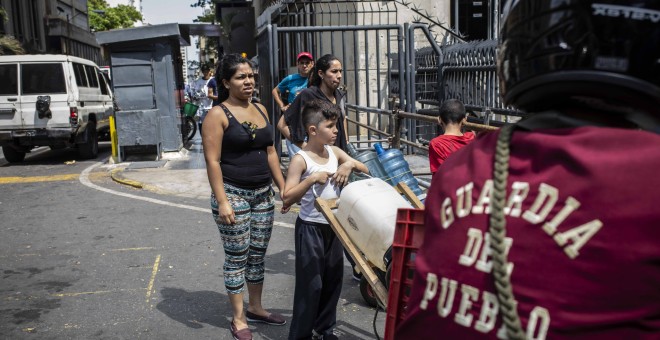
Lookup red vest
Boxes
[397,126,660,339]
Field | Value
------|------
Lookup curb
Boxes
[110,168,144,189]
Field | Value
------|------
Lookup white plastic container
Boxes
[335,178,413,271]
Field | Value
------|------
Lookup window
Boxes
[98,71,109,95]
[452,0,488,40]
[85,65,99,88]
[73,62,88,87]
[0,64,18,95]
[21,63,66,95]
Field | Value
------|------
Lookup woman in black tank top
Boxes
[202,54,288,339]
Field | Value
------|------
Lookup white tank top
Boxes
[298,145,341,224]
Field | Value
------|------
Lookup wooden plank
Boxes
[396,182,425,209]
[314,198,389,309]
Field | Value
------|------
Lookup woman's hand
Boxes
[218,201,235,224]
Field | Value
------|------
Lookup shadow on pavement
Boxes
[263,249,296,277]
[157,287,228,329]
[156,287,291,339]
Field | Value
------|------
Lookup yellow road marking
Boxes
[0,172,105,184]
[146,254,161,303]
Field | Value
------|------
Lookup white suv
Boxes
[0,55,114,162]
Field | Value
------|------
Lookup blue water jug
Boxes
[346,143,391,184]
[374,143,423,196]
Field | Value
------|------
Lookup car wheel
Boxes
[77,123,98,159]
[2,145,26,163]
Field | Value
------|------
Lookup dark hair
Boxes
[215,53,252,102]
[308,54,340,87]
[438,99,466,124]
[302,99,339,130]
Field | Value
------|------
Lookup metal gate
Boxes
[256,2,406,156]
[255,1,524,157]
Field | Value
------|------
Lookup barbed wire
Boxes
[393,0,465,42]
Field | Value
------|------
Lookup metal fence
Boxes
[257,1,524,158]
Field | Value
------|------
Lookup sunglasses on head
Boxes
[241,121,258,141]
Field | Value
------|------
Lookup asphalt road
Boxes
[0,142,386,339]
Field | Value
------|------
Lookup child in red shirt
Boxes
[428,99,475,173]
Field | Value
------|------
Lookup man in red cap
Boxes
[274,51,314,155]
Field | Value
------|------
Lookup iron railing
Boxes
[258,1,526,160]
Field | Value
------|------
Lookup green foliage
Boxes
[0,6,7,23]
[190,1,219,57]
[88,0,143,31]
[0,35,26,55]
[190,0,213,8]
[191,0,215,23]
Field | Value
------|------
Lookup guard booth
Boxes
[96,24,191,161]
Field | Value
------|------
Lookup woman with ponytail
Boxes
[202,53,288,340]
[283,54,349,152]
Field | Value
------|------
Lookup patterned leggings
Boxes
[211,183,275,294]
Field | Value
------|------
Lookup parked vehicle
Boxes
[181,87,207,142]
[182,101,198,142]
[0,55,114,162]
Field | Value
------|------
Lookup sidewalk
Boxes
[110,137,432,200]
[110,138,212,200]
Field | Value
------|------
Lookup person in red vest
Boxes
[396,0,660,339]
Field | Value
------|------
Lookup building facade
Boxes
[0,0,101,63]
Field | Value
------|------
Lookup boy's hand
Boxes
[279,192,290,214]
[314,172,332,185]
[334,161,354,187]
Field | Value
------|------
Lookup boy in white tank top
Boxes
[282,99,368,340]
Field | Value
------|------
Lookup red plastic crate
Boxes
[384,208,425,340]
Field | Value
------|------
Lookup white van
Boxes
[0,54,114,162]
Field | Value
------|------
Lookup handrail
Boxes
[346,105,500,153]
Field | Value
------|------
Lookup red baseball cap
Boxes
[297,52,313,61]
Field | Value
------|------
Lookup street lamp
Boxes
[57,6,105,55]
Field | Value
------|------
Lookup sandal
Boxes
[230,320,253,340]
[245,310,287,325]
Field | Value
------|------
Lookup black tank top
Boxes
[219,103,274,188]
